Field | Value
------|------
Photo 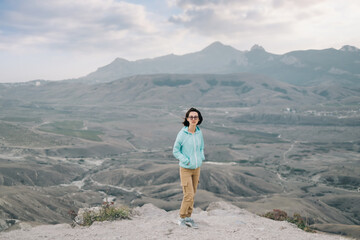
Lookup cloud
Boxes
[168,0,352,39]
[0,0,158,52]
[0,0,211,82]
[174,0,252,7]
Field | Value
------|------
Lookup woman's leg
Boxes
[192,167,201,194]
[179,167,195,219]
[186,167,200,217]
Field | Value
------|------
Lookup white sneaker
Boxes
[185,217,198,229]
[178,218,188,227]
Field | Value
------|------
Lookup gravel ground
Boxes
[0,202,353,240]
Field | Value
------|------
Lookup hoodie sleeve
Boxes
[200,130,205,160]
[173,131,190,165]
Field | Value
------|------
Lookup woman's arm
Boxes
[173,132,190,165]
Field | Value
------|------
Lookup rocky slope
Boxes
[0,202,355,240]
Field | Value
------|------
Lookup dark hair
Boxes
[182,107,203,126]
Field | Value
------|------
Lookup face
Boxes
[187,111,199,126]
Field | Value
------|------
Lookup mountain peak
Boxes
[250,44,265,51]
[113,57,130,63]
[340,45,359,52]
[201,41,236,53]
[206,41,227,48]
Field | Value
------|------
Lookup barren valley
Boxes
[0,72,359,238]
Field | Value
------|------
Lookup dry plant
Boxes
[69,201,131,227]
[262,209,316,233]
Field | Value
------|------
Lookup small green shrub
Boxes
[263,209,288,221]
[262,209,316,233]
[82,202,131,226]
[288,213,306,230]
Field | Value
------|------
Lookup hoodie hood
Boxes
[182,126,201,135]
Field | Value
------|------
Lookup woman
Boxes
[173,107,205,228]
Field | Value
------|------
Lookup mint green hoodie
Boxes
[173,126,205,169]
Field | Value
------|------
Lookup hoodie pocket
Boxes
[188,156,196,169]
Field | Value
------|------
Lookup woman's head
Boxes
[182,107,203,126]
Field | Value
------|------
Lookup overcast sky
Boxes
[1,0,359,83]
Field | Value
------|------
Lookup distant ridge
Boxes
[340,45,360,52]
[77,42,360,87]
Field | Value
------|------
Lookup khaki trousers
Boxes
[179,167,200,218]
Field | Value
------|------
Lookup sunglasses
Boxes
[187,116,199,120]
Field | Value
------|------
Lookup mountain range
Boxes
[77,42,360,87]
